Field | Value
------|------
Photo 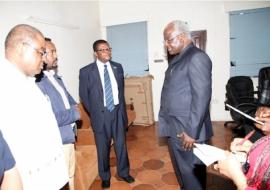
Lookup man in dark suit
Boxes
[79,39,134,189]
[158,20,213,190]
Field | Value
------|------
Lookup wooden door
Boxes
[191,30,207,52]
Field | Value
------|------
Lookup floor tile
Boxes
[132,184,156,190]
[88,123,237,190]
[161,172,178,185]
[143,159,164,170]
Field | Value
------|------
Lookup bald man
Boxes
[0,24,68,190]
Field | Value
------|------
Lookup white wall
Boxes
[99,1,270,121]
[1,1,269,121]
[0,1,101,101]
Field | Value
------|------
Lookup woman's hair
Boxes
[247,136,270,190]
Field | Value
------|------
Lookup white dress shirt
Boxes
[0,58,68,190]
[96,59,119,106]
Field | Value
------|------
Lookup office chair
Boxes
[224,76,259,136]
[257,67,270,106]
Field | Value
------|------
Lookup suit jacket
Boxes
[79,60,128,133]
[0,130,15,179]
[36,73,80,144]
[159,43,213,142]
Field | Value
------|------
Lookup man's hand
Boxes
[76,104,82,118]
[177,132,195,151]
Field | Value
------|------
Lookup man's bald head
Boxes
[5,24,44,55]
[4,24,46,76]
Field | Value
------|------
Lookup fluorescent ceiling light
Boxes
[26,16,80,30]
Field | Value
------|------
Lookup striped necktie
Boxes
[104,65,115,112]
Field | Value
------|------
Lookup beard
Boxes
[52,58,58,68]
[44,58,58,69]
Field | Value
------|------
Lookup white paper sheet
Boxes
[193,143,226,166]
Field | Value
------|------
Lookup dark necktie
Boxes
[104,65,115,112]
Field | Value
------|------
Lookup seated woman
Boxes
[215,137,270,190]
[214,107,270,190]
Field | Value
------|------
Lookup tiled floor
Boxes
[89,121,236,190]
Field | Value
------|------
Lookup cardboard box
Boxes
[124,75,154,126]
[75,105,98,190]
[75,145,98,190]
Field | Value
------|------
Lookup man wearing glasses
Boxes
[79,39,134,189]
[36,38,81,190]
[159,20,213,190]
[0,24,68,189]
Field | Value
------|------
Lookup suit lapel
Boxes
[110,62,118,76]
[110,62,121,85]
[91,62,103,98]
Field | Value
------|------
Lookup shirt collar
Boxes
[96,59,110,67]
[43,70,55,77]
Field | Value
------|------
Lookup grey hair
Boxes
[171,20,191,39]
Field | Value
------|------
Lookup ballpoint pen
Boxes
[238,130,256,146]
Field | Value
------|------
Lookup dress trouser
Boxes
[63,143,75,190]
[94,106,130,180]
[167,137,206,190]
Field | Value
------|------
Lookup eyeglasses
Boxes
[96,48,112,52]
[46,50,57,55]
[23,42,47,57]
[164,33,181,44]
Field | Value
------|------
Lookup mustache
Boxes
[43,58,58,68]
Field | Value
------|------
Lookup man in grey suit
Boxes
[159,20,213,190]
[79,40,134,189]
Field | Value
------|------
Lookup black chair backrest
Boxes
[226,76,254,106]
[258,66,270,90]
[225,76,258,124]
[258,67,270,105]
[224,76,262,140]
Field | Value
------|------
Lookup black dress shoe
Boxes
[101,180,110,189]
[119,175,135,183]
